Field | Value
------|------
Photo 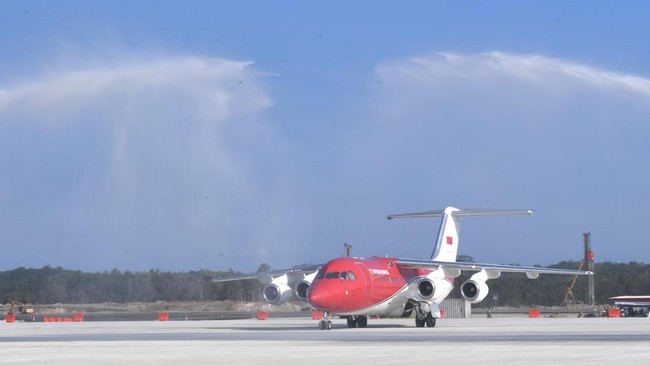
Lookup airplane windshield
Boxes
[325,271,340,279]
[323,271,357,280]
[321,271,357,280]
[315,270,325,279]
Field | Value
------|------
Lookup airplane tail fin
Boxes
[387,207,533,262]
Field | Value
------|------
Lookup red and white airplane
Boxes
[213,207,592,330]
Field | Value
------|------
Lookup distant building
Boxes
[609,296,650,317]
[440,299,471,318]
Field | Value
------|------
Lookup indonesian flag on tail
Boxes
[446,236,453,245]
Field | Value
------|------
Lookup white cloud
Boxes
[336,51,650,264]
[0,57,270,123]
[378,52,650,97]
[0,56,307,271]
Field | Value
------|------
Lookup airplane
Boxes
[212,207,592,330]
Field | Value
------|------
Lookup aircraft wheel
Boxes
[415,317,425,327]
[319,320,326,330]
[358,316,368,328]
[425,313,435,328]
[326,320,332,330]
[346,317,357,328]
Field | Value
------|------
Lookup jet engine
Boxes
[417,278,436,299]
[416,276,452,303]
[460,279,489,303]
[294,271,317,301]
[295,281,310,301]
[263,283,293,304]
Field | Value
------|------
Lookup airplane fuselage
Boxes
[307,257,450,317]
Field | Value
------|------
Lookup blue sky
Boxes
[1,1,650,272]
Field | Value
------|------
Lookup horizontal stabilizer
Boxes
[387,209,533,220]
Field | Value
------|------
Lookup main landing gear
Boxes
[412,300,436,328]
[346,315,368,328]
[415,312,436,328]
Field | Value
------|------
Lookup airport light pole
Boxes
[344,243,352,257]
[584,232,595,305]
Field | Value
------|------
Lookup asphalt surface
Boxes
[1,317,648,365]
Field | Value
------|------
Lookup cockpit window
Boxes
[325,271,340,279]
[323,271,357,280]
[315,270,325,279]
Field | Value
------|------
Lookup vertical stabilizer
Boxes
[387,207,533,263]
[431,207,461,261]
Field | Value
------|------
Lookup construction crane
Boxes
[561,232,595,306]
[561,262,585,306]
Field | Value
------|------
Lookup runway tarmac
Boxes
[1,317,648,365]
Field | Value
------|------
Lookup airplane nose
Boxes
[307,284,331,310]
[307,288,325,309]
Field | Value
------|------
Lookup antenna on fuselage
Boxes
[343,242,352,257]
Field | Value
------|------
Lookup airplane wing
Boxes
[211,264,323,283]
[395,258,592,279]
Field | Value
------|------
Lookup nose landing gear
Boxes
[318,312,333,330]
[318,319,332,330]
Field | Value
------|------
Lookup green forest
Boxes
[451,260,650,307]
[1,261,648,307]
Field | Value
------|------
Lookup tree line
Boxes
[0,266,267,305]
[1,261,648,306]
[450,260,650,307]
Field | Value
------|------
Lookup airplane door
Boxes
[355,262,373,295]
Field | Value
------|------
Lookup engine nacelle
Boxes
[263,283,293,304]
[416,276,452,303]
[294,271,317,302]
[460,279,489,303]
[295,281,310,301]
[418,278,436,299]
